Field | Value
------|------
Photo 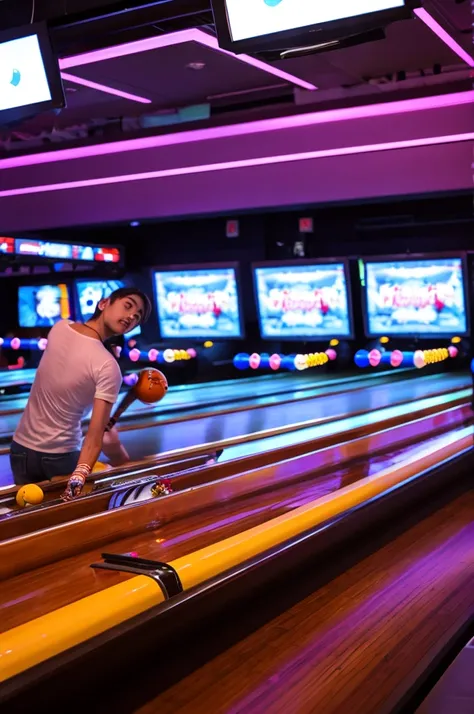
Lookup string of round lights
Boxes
[233,350,336,372]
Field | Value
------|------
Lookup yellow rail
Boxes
[0,427,471,682]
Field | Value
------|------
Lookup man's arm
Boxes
[62,398,116,500]
[78,397,114,467]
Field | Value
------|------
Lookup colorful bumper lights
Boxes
[355,346,457,369]
[234,350,333,372]
[123,347,196,364]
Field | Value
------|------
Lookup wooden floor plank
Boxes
[118,490,474,714]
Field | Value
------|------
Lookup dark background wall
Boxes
[1,190,472,341]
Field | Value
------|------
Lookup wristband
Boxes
[71,463,92,483]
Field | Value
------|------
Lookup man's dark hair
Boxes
[92,287,152,323]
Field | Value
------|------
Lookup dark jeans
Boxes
[10,440,80,485]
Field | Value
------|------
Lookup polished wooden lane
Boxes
[0,383,468,542]
[0,372,467,486]
[1,426,466,633]
[99,489,474,714]
[0,451,220,540]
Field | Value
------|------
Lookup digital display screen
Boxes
[0,237,15,254]
[75,279,140,337]
[364,258,468,337]
[224,0,404,42]
[254,263,352,339]
[93,246,120,263]
[14,239,122,263]
[15,239,73,260]
[154,267,243,339]
[18,284,72,328]
[0,34,52,113]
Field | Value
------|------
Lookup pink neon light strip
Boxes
[414,8,474,68]
[1,90,472,171]
[0,132,471,198]
[58,28,317,92]
[61,72,152,104]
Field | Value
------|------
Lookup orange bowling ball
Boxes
[134,368,168,404]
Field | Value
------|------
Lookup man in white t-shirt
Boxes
[10,287,151,500]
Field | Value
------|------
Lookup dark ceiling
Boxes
[0,0,471,155]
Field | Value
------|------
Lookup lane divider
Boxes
[0,424,472,682]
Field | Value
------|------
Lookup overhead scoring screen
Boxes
[154,267,243,339]
[364,258,468,337]
[0,34,52,113]
[254,262,352,339]
[224,0,405,42]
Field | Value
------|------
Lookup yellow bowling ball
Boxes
[92,461,111,473]
[16,483,44,507]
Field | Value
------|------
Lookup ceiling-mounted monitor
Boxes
[0,22,65,126]
[211,0,419,55]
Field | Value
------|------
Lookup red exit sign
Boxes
[299,217,313,234]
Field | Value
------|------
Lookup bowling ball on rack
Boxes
[16,483,44,507]
[134,368,168,404]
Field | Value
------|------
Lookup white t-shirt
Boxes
[14,320,122,453]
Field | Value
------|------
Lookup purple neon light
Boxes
[0,90,471,171]
[58,28,317,92]
[61,72,152,104]
[414,8,474,68]
[0,132,471,198]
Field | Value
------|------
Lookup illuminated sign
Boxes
[9,238,122,263]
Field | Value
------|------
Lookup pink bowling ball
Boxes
[249,353,261,370]
[448,346,458,358]
[269,354,281,371]
[390,350,403,368]
[325,349,337,361]
[368,349,381,367]
[129,348,141,363]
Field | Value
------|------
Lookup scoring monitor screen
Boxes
[0,34,52,113]
[153,267,243,339]
[254,262,353,339]
[364,257,469,337]
[224,0,405,42]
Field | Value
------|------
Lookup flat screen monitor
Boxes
[14,238,122,264]
[75,279,140,338]
[363,256,469,337]
[253,261,353,340]
[153,265,243,339]
[0,22,65,126]
[18,284,72,328]
[212,0,416,52]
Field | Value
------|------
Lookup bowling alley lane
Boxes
[0,421,468,633]
[1,380,467,540]
[0,369,417,488]
[77,372,471,461]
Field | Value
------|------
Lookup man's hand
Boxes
[61,465,90,501]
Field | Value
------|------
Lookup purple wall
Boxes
[0,92,472,231]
